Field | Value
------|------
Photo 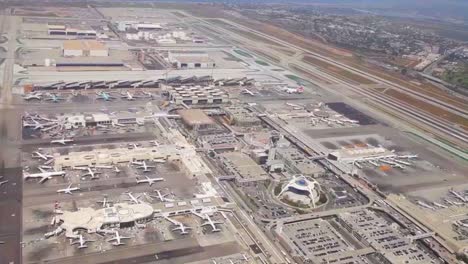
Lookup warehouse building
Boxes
[169,52,215,69]
[63,40,109,57]
[219,152,269,185]
[168,86,229,105]
[48,24,97,37]
[178,109,216,130]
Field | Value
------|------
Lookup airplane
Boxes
[172,222,192,235]
[32,151,53,161]
[241,89,256,96]
[23,92,42,101]
[50,137,74,145]
[0,180,8,187]
[151,189,174,202]
[57,183,80,195]
[96,91,115,101]
[280,86,304,94]
[23,168,66,183]
[70,234,94,249]
[285,102,305,110]
[132,161,155,172]
[23,119,46,130]
[107,230,132,246]
[417,200,435,210]
[450,190,467,203]
[121,91,138,101]
[97,195,112,208]
[398,154,418,159]
[124,192,142,204]
[136,175,164,186]
[141,91,155,99]
[114,166,121,173]
[433,202,448,209]
[44,93,65,103]
[200,214,223,232]
[81,167,101,180]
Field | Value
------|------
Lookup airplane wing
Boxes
[39,176,50,183]
[38,167,46,173]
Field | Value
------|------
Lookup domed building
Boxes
[277,175,323,208]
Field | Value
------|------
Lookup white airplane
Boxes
[280,86,304,94]
[97,196,112,208]
[141,91,155,99]
[23,119,46,130]
[23,93,42,101]
[450,190,467,203]
[285,102,304,110]
[114,166,121,173]
[151,189,174,202]
[201,215,223,232]
[32,151,53,161]
[136,175,164,186]
[23,168,66,183]
[107,231,132,246]
[121,91,138,101]
[70,234,94,249]
[132,161,155,172]
[433,202,448,209]
[44,93,65,103]
[124,192,142,204]
[50,137,74,145]
[57,183,80,195]
[241,89,255,96]
[173,222,192,235]
[398,154,418,159]
[82,167,101,180]
[417,200,435,210]
[0,180,8,187]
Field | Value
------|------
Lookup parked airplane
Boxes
[81,167,101,179]
[32,151,53,161]
[173,222,192,235]
[23,119,46,130]
[141,91,155,99]
[97,196,112,208]
[96,91,115,101]
[280,86,304,94]
[433,202,448,209]
[124,192,142,204]
[45,93,65,103]
[70,234,94,249]
[107,230,132,246]
[136,175,164,186]
[57,183,80,195]
[151,189,174,202]
[285,102,304,110]
[50,137,74,145]
[121,91,139,101]
[23,168,66,183]
[132,161,155,172]
[201,215,223,232]
[114,166,121,173]
[23,93,42,101]
[0,180,8,187]
[241,89,255,96]
[450,190,467,203]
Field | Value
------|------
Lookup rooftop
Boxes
[178,109,215,126]
[63,40,107,51]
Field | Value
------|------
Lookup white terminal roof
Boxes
[58,203,154,237]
